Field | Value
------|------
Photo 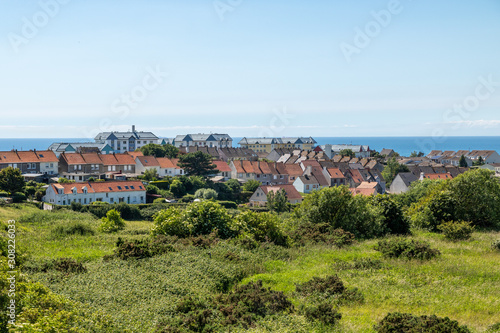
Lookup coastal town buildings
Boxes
[238,137,316,153]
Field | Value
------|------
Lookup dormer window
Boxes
[83,186,88,194]
[71,187,77,194]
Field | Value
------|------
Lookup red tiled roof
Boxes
[424,173,453,180]
[80,153,103,164]
[259,184,303,201]
[0,150,58,164]
[327,168,345,179]
[62,153,86,165]
[127,151,144,159]
[283,164,303,177]
[137,156,160,167]
[212,160,231,173]
[350,187,377,196]
[233,161,246,173]
[100,154,135,166]
[156,157,177,169]
[259,162,272,174]
[51,180,146,194]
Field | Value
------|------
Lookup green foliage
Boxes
[294,186,387,239]
[375,312,471,332]
[112,236,176,260]
[296,275,345,296]
[98,209,126,233]
[170,179,186,197]
[153,197,166,204]
[0,191,8,197]
[178,151,217,177]
[180,194,194,203]
[150,180,172,190]
[215,280,294,328]
[394,178,443,208]
[290,223,355,247]
[216,201,237,209]
[194,188,218,200]
[0,166,25,194]
[339,149,355,158]
[410,151,424,157]
[382,157,410,186]
[408,169,500,229]
[302,302,342,325]
[58,177,75,183]
[146,184,160,195]
[370,195,410,235]
[438,221,474,241]
[492,239,500,251]
[242,179,261,192]
[139,143,179,158]
[266,188,289,212]
[143,168,159,181]
[235,211,288,246]
[152,201,235,239]
[472,156,485,166]
[375,237,441,260]
[459,155,468,167]
[12,192,27,203]
[51,222,95,237]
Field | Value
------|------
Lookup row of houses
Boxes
[0,150,59,181]
[427,150,500,166]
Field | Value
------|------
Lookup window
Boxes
[39,154,44,158]
[306,185,310,190]
[125,186,129,189]
[117,186,122,190]
[110,197,114,203]
[50,163,53,167]
[108,166,112,171]
[123,141,126,144]
[84,198,87,204]
[130,186,135,189]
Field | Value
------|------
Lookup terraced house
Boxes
[43,180,146,205]
[174,133,232,148]
[0,150,59,178]
[238,137,317,153]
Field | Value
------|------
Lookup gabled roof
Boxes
[423,173,453,180]
[395,172,419,187]
[61,153,86,165]
[0,150,58,164]
[350,187,378,196]
[50,180,145,195]
[212,160,231,173]
[127,151,144,159]
[137,156,160,167]
[156,157,177,169]
[297,174,319,185]
[80,153,103,165]
[327,168,345,179]
[259,184,303,201]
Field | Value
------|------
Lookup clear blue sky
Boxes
[1,0,499,138]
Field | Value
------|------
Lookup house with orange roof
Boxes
[323,168,347,187]
[156,157,184,177]
[58,153,105,181]
[0,150,59,178]
[209,160,231,181]
[249,184,303,206]
[100,153,137,179]
[135,156,161,175]
[44,180,146,205]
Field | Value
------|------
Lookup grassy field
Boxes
[2,205,500,332]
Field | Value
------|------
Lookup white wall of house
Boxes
[44,187,146,205]
[40,162,58,175]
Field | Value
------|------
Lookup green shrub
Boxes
[113,236,176,260]
[290,223,355,247]
[491,239,500,251]
[235,211,289,246]
[98,209,125,233]
[180,194,195,203]
[51,222,95,237]
[374,312,471,332]
[438,221,474,241]
[302,302,342,325]
[215,280,294,328]
[25,258,87,274]
[217,201,238,209]
[70,201,83,212]
[375,238,440,260]
[296,275,345,296]
[12,192,27,203]
[194,188,218,200]
[114,202,142,220]
[153,197,166,204]
[0,191,8,197]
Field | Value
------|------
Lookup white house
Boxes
[174,134,232,148]
[135,156,161,175]
[249,184,303,206]
[156,157,185,177]
[94,125,160,153]
[43,180,146,205]
[293,175,321,194]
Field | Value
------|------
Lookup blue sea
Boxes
[1,137,499,157]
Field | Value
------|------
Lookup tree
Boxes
[410,151,424,157]
[194,188,218,200]
[459,155,468,168]
[267,189,289,213]
[0,167,25,195]
[138,143,179,158]
[382,157,409,186]
[169,179,186,198]
[98,209,125,233]
[163,144,179,159]
[339,149,355,158]
[142,168,158,181]
[177,151,217,177]
[243,179,261,192]
[472,156,485,166]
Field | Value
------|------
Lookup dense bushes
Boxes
[51,221,95,237]
[98,209,125,233]
[407,169,500,230]
[294,186,405,239]
[302,302,342,325]
[375,238,440,260]
[290,222,355,247]
[438,221,474,240]
[235,211,288,246]
[152,201,236,239]
[375,312,471,332]
[111,236,176,260]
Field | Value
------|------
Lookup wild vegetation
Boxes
[0,169,499,332]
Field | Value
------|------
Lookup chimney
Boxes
[420,172,425,181]
[132,125,136,132]
[305,165,312,175]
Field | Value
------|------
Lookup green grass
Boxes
[2,205,500,332]
[242,230,500,332]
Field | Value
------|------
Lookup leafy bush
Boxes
[98,209,125,233]
[302,302,342,325]
[375,238,440,260]
[194,188,218,200]
[114,202,141,220]
[374,312,471,332]
[216,201,238,209]
[235,211,289,246]
[215,280,294,328]
[296,275,345,296]
[51,222,95,237]
[335,257,383,270]
[113,236,176,260]
[370,195,410,235]
[152,201,236,239]
[0,191,8,197]
[12,192,27,203]
[290,222,355,247]
[153,197,166,204]
[438,221,474,241]
[294,186,388,239]
[70,201,83,212]
[491,239,500,251]
[180,194,195,203]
